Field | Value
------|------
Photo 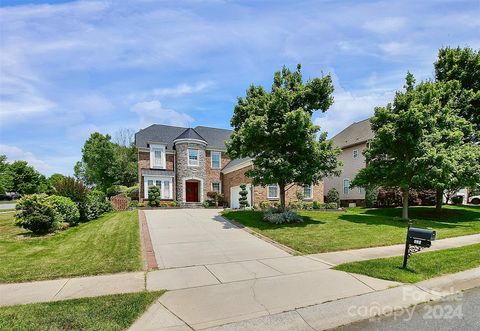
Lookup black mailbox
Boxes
[408,227,436,241]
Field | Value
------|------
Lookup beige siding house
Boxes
[323,119,374,207]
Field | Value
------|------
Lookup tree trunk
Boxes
[279,182,286,210]
[401,188,409,220]
[435,188,443,211]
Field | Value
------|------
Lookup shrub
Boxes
[15,195,62,234]
[365,186,379,208]
[239,184,249,208]
[288,200,303,210]
[54,176,86,203]
[45,195,80,225]
[207,191,224,207]
[312,201,322,209]
[259,201,272,210]
[451,196,463,205]
[80,190,112,221]
[129,200,139,208]
[148,186,161,207]
[326,188,340,205]
[324,202,338,209]
[263,209,303,224]
[127,186,139,200]
[417,190,436,206]
[106,185,128,197]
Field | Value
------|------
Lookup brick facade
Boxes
[222,164,324,207]
[138,151,175,201]
[205,150,230,195]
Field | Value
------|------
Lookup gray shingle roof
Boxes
[135,124,232,150]
[135,124,187,149]
[331,118,374,148]
[222,157,253,172]
[175,128,207,142]
[194,126,232,150]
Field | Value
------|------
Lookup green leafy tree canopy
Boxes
[227,64,341,208]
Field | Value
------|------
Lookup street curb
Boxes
[204,267,480,331]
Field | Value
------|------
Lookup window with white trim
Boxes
[150,144,166,169]
[358,186,364,194]
[211,151,221,169]
[353,149,358,159]
[303,184,313,199]
[343,179,350,194]
[212,182,221,193]
[268,185,279,199]
[188,149,199,166]
[144,177,173,199]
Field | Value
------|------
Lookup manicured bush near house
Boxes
[451,195,464,205]
[365,186,379,208]
[207,191,224,207]
[126,185,139,201]
[259,201,272,210]
[325,188,340,205]
[324,202,338,209]
[80,190,112,221]
[54,176,87,203]
[45,195,80,225]
[263,209,303,224]
[15,195,62,234]
[147,186,161,207]
[239,184,249,208]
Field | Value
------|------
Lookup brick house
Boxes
[323,118,374,207]
[135,124,324,207]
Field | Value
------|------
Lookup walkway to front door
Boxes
[185,181,199,202]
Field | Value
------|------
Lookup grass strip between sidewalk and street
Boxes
[334,243,480,283]
[0,210,142,283]
[0,291,164,331]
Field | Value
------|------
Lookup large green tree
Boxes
[227,65,341,208]
[435,47,480,142]
[77,131,137,191]
[80,133,120,192]
[352,73,474,219]
[8,160,48,195]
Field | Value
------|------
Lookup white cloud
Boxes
[67,123,101,140]
[363,17,406,33]
[131,100,194,128]
[0,144,50,173]
[153,81,213,98]
[379,41,416,56]
[314,87,394,138]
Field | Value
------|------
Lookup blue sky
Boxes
[0,0,479,176]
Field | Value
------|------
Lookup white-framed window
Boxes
[188,149,199,166]
[211,151,221,169]
[144,177,173,199]
[353,149,358,159]
[303,184,313,199]
[268,185,279,199]
[150,144,166,169]
[358,186,364,194]
[343,179,350,194]
[212,182,221,193]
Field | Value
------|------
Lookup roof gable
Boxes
[331,118,374,148]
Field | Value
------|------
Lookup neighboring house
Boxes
[323,118,374,207]
[135,124,324,207]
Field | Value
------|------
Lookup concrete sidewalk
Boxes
[308,233,480,266]
[0,272,145,307]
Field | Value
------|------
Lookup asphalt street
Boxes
[337,287,480,331]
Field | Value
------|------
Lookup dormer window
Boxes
[150,144,166,169]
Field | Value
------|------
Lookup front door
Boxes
[186,181,199,202]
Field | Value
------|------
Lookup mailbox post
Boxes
[402,223,436,269]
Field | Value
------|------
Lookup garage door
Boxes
[230,184,252,209]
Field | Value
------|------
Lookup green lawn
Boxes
[335,243,480,283]
[0,291,163,331]
[0,210,142,283]
[0,200,16,204]
[223,205,480,254]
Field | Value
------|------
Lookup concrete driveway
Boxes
[133,209,400,330]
